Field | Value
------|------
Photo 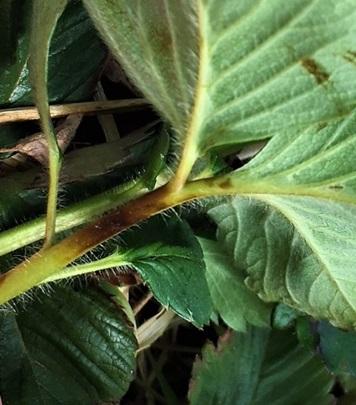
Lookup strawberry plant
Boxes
[1,0,356,403]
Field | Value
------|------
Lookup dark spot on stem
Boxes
[219,178,232,189]
[0,273,7,288]
[329,184,344,190]
[70,185,173,253]
[300,58,330,85]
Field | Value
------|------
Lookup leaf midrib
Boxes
[227,174,356,206]
[171,0,210,185]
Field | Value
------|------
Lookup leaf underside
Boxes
[83,0,356,156]
[210,111,356,329]
[199,237,271,331]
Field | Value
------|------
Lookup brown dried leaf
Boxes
[0,114,82,167]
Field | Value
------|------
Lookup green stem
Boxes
[0,175,231,305]
[40,253,130,284]
[1,162,352,305]
[29,0,68,246]
[0,182,197,304]
[44,146,61,246]
[0,179,144,257]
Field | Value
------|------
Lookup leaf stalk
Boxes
[0,178,218,305]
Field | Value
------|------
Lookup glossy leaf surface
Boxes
[0,287,137,404]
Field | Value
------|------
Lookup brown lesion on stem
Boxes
[68,184,180,254]
[0,272,8,288]
[0,184,184,304]
[33,189,164,262]
[0,176,223,304]
[218,178,232,189]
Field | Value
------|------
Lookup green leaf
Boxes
[319,321,356,376]
[209,111,356,328]
[0,0,107,234]
[83,0,356,156]
[140,126,170,190]
[0,0,31,106]
[189,327,334,405]
[0,0,107,228]
[0,286,137,404]
[121,217,213,327]
[295,317,318,350]
[0,0,16,67]
[82,0,197,136]
[51,217,213,327]
[39,0,107,104]
[0,0,106,107]
[198,237,271,331]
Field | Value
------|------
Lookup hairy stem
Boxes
[0,179,144,257]
[0,185,172,304]
[169,1,208,191]
[0,177,224,305]
[44,149,61,246]
[29,1,69,246]
[40,253,130,284]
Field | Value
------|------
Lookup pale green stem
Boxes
[45,146,61,246]
[169,1,209,191]
[0,175,228,305]
[41,253,130,284]
[0,179,145,257]
[29,0,68,246]
[0,183,185,304]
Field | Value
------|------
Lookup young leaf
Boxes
[189,328,334,405]
[83,0,356,174]
[119,217,213,327]
[0,287,137,404]
[199,237,271,331]
[209,111,356,328]
[47,217,213,327]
